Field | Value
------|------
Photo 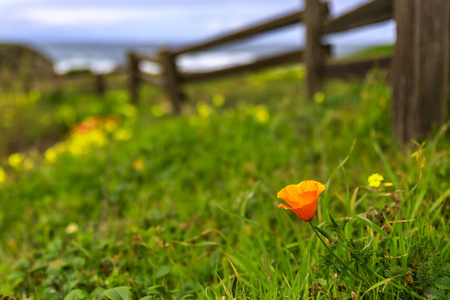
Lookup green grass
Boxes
[346,44,394,59]
[0,67,449,299]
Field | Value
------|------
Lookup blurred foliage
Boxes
[346,44,394,59]
[62,69,95,77]
[0,58,449,299]
[0,43,55,91]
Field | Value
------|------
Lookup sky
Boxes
[0,0,395,47]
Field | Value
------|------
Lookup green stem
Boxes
[309,222,369,286]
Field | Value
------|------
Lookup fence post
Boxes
[158,48,183,114]
[304,0,328,97]
[128,51,140,104]
[95,74,105,97]
[392,0,449,144]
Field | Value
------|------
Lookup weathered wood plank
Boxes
[323,0,392,35]
[325,55,391,79]
[304,0,328,96]
[392,0,449,143]
[136,53,161,64]
[95,74,105,96]
[173,8,325,56]
[159,48,183,114]
[127,51,140,104]
[181,49,304,83]
[139,72,163,87]
[392,0,414,143]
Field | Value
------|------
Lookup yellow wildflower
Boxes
[197,102,212,118]
[23,158,34,170]
[0,166,6,184]
[87,129,107,146]
[314,92,325,103]
[368,173,384,188]
[253,105,269,123]
[65,223,79,234]
[114,128,132,141]
[8,153,24,168]
[133,158,144,171]
[67,143,85,156]
[45,148,58,163]
[212,94,225,107]
[104,119,118,132]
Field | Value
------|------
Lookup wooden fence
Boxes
[2,0,446,144]
[127,0,393,114]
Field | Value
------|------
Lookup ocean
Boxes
[31,41,378,75]
[32,42,305,75]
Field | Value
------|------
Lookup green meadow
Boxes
[0,66,449,299]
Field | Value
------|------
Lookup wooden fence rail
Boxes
[128,0,394,111]
[139,73,162,88]
[323,0,393,35]
[127,0,449,143]
[173,7,323,56]
[181,49,305,83]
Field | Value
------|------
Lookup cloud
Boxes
[0,0,383,44]
[12,1,298,27]
[0,0,34,6]
[15,6,175,26]
[204,18,247,33]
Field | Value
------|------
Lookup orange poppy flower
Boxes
[277,180,325,222]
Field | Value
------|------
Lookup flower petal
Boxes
[277,184,302,208]
[297,180,325,194]
[296,191,317,206]
[279,202,311,221]
[278,203,292,209]
[295,180,325,206]
[277,180,324,222]
[291,199,318,222]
